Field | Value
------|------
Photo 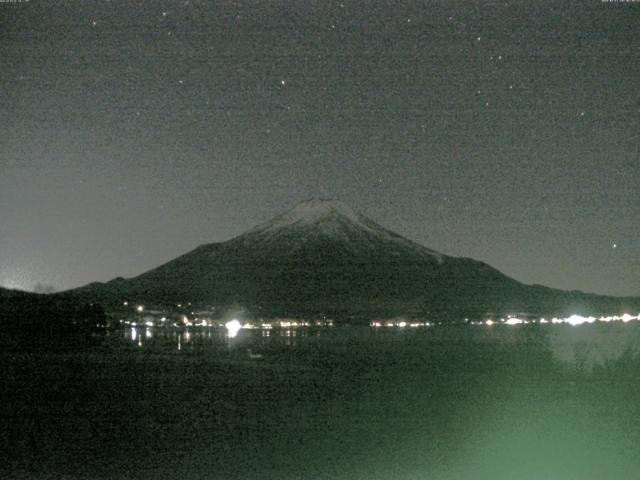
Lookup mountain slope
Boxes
[71,200,640,321]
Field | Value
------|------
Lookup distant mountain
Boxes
[0,286,40,300]
[0,286,107,350]
[69,200,640,322]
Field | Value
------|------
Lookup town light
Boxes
[225,319,241,338]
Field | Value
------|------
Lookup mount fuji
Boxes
[69,199,639,321]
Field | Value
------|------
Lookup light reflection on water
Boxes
[123,325,327,352]
[122,323,640,367]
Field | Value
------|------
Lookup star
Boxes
[280,79,286,86]
[612,243,617,249]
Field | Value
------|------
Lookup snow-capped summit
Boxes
[248,199,373,234]
[243,199,444,262]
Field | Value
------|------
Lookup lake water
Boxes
[4,322,640,479]
[122,322,640,370]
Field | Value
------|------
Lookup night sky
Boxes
[1,0,638,296]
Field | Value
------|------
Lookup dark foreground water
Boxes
[3,324,640,480]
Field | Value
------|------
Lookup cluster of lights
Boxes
[482,313,640,327]
[123,300,335,330]
[369,314,640,328]
[370,321,432,328]
[259,320,334,328]
[122,302,640,332]
[278,321,309,328]
[125,316,335,330]
[222,319,335,337]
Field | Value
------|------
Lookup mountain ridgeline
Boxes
[0,287,107,350]
[71,200,639,322]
